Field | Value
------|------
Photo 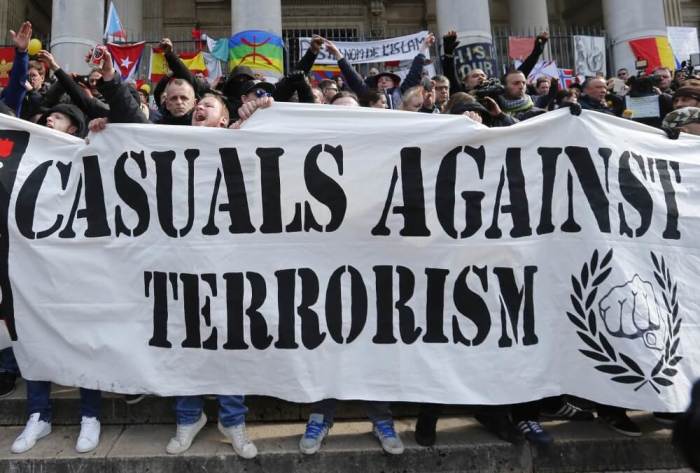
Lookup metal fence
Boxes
[492,24,608,73]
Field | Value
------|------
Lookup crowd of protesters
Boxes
[0,19,699,463]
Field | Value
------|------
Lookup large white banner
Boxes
[1,105,699,412]
[299,31,429,65]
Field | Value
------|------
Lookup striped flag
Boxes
[149,49,207,83]
[229,30,284,78]
[310,64,341,84]
[628,37,676,74]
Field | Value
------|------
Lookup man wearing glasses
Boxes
[318,79,339,103]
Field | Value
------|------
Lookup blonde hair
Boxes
[400,86,423,110]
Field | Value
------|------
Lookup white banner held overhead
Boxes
[1,105,699,412]
[573,35,606,77]
[299,31,429,65]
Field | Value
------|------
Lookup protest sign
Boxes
[573,35,606,77]
[1,106,699,412]
[667,27,700,64]
[454,42,497,79]
[299,31,429,65]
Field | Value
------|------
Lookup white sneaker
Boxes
[166,413,207,454]
[75,416,101,453]
[218,421,257,459]
[11,413,52,454]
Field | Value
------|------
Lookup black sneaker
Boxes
[542,402,595,421]
[414,411,439,447]
[516,420,554,447]
[0,372,17,398]
[600,412,642,437]
[653,412,679,426]
[124,394,146,405]
[474,412,523,444]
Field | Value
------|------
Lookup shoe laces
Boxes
[22,413,44,437]
[174,422,196,443]
[304,419,327,439]
[231,424,251,446]
[80,416,99,428]
[374,420,397,439]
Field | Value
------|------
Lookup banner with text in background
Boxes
[299,31,429,65]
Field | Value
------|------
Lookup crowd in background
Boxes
[1,19,700,468]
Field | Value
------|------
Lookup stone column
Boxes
[436,0,496,78]
[436,0,492,45]
[508,0,549,35]
[113,0,143,41]
[603,0,668,74]
[51,0,105,74]
[231,0,281,35]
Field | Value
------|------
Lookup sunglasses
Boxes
[254,88,271,98]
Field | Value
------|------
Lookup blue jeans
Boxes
[0,348,19,375]
[311,399,392,425]
[26,381,101,423]
[175,395,248,428]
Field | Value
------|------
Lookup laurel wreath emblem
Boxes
[567,249,682,393]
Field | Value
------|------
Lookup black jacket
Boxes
[97,74,148,124]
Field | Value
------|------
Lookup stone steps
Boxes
[0,409,691,473]
[1,381,691,472]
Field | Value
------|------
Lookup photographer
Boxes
[441,31,549,96]
[624,74,673,128]
[35,49,109,120]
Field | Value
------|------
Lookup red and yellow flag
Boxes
[149,49,207,83]
[628,36,675,74]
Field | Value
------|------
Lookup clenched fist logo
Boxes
[598,274,667,351]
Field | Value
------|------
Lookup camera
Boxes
[472,78,505,100]
[627,75,661,97]
[75,75,90,87]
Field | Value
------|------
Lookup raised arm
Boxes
[326,39,369,97]
[296,35,323,74]
[518,32,548,78]
[0,21,31,115]
[400,33,434,93]
[96,49,148,124]
[37,50,109,119]
[440,31,465,95]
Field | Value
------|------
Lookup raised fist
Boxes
[443,30,460,55]
[599,275,666,350]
